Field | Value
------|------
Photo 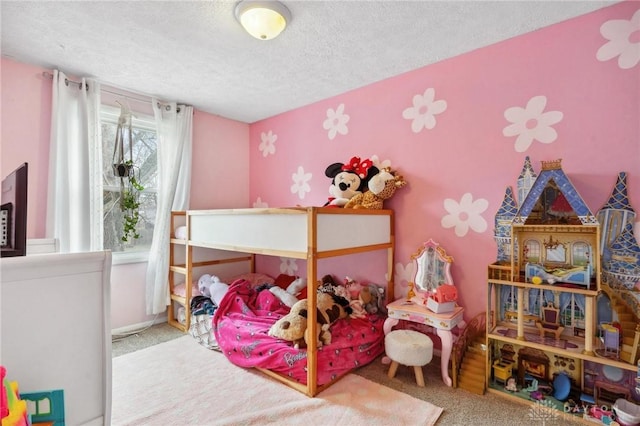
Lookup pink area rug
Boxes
[111,336,443,426]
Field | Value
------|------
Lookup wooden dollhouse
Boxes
[486,158,640,422]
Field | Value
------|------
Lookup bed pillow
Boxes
[173,281,201,297]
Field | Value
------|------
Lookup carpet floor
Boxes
[112,336,443,425]
[112,323,582,425]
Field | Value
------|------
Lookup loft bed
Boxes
[173,207,395,397]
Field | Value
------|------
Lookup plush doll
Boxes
[268,292,352,348]
[324,156,379,207]
[344,167,407,210]
[285,276,307,299]
[269,286,299,308]
[318,274,339,294]
[197,274,230,306]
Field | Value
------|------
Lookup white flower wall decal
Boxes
[258,130,277,157]
[290,166,312,200]
[322,103,350,140]
[596,9,640,69]
[253,197,268,208]
[402,88,448,133]
[394,261,415,296]
[441,193,489,237]
[279,257,298,275]
[503,95,564,153]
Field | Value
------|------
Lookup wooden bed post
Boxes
[306,208,319,396]
[387,210,395,302]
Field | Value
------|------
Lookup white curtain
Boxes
[146,100,193,315]
[47,70,102,252]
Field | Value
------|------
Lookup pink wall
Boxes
[1,57,250,329]
[190,110,249,209]
[248,2,640,320]
[1,60,52,238]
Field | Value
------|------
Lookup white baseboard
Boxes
[111,315,167,336]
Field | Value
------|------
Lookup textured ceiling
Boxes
[1,1,615,123]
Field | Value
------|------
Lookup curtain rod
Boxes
[42,71,87,91]
[42,71,191,112]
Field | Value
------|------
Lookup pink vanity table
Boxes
[384,300,464,386]
[383,239,465,387]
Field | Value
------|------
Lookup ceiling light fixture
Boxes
[235,0,291,41]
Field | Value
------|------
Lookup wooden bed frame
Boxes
[168,207,395,396]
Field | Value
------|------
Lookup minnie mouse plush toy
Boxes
[324,156,378,207]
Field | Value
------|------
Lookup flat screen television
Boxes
[1,162,28,257]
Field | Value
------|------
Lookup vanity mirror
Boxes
[409,239,457,311]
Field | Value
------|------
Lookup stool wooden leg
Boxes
[414,366,425,387]
[388,361,399,379]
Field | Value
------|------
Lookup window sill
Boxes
[112,250,149,265]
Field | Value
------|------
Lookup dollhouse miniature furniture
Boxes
[517,347,549,386]
[594,380,631,406]
[613,398,640,426]
[492,344,515,384]
[384,239,464,387]
[384,329,433,387]
[601,323,620,358]
[535,305,565,340]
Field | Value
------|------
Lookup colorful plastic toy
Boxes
[1,366,29,426]
[21,390,65,426]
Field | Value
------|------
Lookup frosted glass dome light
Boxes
[235,1,291,41]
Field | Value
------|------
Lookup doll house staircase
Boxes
[452,312,487,395]
[600,283,640,365]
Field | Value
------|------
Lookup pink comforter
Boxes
[212,279,385,385]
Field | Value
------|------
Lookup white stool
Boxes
[385,329,433,387]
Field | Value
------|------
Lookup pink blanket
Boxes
[212,279,385,385]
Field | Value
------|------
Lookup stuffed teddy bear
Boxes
[324,156,379,207]
[344,167,407,209]
[268,292,352,349]
[358,284,387,315]
[197,274,230,306]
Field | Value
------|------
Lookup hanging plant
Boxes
[120,162,144,243]
[112,102,144,242]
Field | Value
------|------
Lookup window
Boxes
[524,239,541,263]
[503,285,517,312]
[572,241,590,266]
[561,295,585,328]
[100,105,157,255]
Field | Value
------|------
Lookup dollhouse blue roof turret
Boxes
[598,172,640,291]
[493,157,539,262]
[597,172,636,254]
[494,186,518,262]
[512,159,597,226]
[604,222,640,290]
[517,156,537,209]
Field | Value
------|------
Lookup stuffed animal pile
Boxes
[268,274,388,348]
[344,167,407,209]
